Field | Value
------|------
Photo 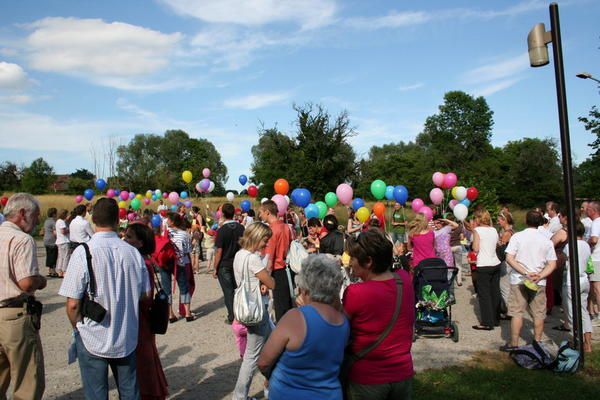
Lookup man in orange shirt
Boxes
[259,200,293,321]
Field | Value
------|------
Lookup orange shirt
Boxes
[265,220,292,271]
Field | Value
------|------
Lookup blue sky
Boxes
[0,0,599,192]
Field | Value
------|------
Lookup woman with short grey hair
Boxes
[258,255,349,400]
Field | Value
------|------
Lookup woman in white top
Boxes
[55,209,71,277]
[232,222,276,400]
[472,209,501,330]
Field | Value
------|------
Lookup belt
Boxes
[0,296,30,309]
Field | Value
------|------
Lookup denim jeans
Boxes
[75,333,139,400]
[217,265,237,322]
[159,267,190,304]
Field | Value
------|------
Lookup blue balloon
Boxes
[83,188,94,201]
[180,191,188,199]
[95,179,107,191]
[460,198,471,207]
[211,223,218,230]
[385,185,395,201]
[351,198,365,211]
[114,189,120,196]
[305,204,319,219]
[240,199,251,213]
[151,214,162,228]
[290,188,299,205]
[393,185,409,205]
[170,205,178,212]
[294,188,311,208]
[151,194,157,201]
[239,175,248,185]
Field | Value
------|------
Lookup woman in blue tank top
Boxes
[258,255,350,400]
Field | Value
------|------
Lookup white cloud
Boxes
[0,61,28,89]
[116,98,158,120]
[0,94,32,104]
[473,78,522,97]
[398,82,424,92]
[224,92,290,109]
[159,0,337,29]
[462,53,529,85]
[345,11,431,30]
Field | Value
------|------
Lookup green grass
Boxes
[413,349,600,400]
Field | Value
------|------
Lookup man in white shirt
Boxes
[68,205,94,245]
[581,201,593,241]
[59,198,150,399]
[545,201,562,235]
[587,201,600,324]
[501,210,557,351]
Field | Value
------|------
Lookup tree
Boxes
[0,162,21,191]
[21,158,55,194]
[251,128,297,198]
[70,169,95,180]
[575,106,600,199]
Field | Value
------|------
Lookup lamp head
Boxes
[527,23,552,67]
[576,72,592,80]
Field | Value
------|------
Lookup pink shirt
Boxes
[410,230,435,267]
[343,270,415,385]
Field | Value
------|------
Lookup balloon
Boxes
[324,192,338,208]
[135,194,143,200]
[200,179,211,192]
[83,189,94,201]
[182,170,193,183]
[247,185,258,198]
[180,191,188,199]
[0,196,8,206]
[239,175,248,186]
[373,202,386,218]
[145,190,153,199]
[75,195,84,204]
[127,212,136,222]
[274,178,289,195]
[95,179,107,191]
[168,192,179,204]
[466,187,479,201]
[216,210,222,220]
[370,179,386,200]
[460,198,471,207]
[154,189,162,197]
[131,198,141,211]
[385,186,395,201]
[195,182,203,193]
[429,188,444,205]
[393,185,409,205]
[356,207,370,223]
[336,183,353,206]
[151,194,157,201]
[106,189,115,198]
[240,199,251,212]
[443,172,458,189]
[118,200,127,209]
[284,195,290,205]
[170,205,178,212]
[453,203,469,221]
[315,201,327,219]
[448,199,459,210]
[151,214,162,228]
[432,172,445,187]
[128,192,135,200]
[305,204,319,219]
[184,200,193,208]
[260,197,268,204]
[411,198,424,212]
[143,198,151,205]
[452,186,467,201]
[293,188,311,208]
[202,168,211,178]
[162,192,168,199]
[119,208,127,219]
[418,206,433,221]
[114,189,121,196]
[352,198,365,211]
[208,181,215,193]
[272,194,288,216]
[226,192,235,202]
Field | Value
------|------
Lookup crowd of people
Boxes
[0,192,599,400]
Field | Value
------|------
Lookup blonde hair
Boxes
[408,214,429,236]
[474,209,492,226]
[239,222,272,251]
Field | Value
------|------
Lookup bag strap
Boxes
[80,243,97,298]
[353,276,403,361]
[149,259,165,293]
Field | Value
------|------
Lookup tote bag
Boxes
[233,253,264,326]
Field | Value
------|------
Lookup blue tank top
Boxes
[269,305,350,400]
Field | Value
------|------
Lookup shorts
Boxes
[508,284,546,321]
[45,245,58,268]
[589,261,600,282]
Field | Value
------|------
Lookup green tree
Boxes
[575,106,600,198]
[251,128,297,198]
[70,169,95,180]
[21,158,55,194]
[0,162,21,191]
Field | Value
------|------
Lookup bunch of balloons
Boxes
[428,171,479,221]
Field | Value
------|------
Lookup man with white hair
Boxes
[0,193,47,400]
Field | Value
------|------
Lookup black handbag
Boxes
[80,243,107,323]
[149,264,170,335]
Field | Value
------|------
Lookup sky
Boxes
[0,0,599,192]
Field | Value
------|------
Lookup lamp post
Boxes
[576,72,600,84]
[527,3,584,366]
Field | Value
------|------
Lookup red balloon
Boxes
[274,179,289,195]
[0,196,8,206]
[247,185,258,198]
[466,187,479,201]
[118,208,127,219]
[373,202,386,218]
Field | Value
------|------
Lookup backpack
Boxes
[510,341,553,370]
[152,234,177,274]
[286,239,309,274]
[552,340,580,373]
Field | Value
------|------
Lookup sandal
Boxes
[472,325,494,331]
[499,344,518,352]
[169,317,179,323]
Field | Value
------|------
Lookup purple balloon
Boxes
[128,192,135,200]
[200,178,211,191]
[184,200,193,208]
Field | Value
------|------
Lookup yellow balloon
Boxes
[118,201,127,209]
[135,194,143,200]
[145,190,153,199]
[451,187,458,199]
[182,170,193,183]
[356,207,370,223]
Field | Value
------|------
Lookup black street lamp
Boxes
[576,72,600,84]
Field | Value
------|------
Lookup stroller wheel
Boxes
[451,322,459,343]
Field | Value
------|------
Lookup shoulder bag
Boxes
[80,243,107,323]
[149,263,170,335]
[233,253,264,326]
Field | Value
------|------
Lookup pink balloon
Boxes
[418,206,433,221]
[429,188,444,205]
[143,198,151,205]
[119,191,129,201]
[411,198,424,212]
[271,194,288,216]
[75,195,83,204]
[432,172,445,187]
[106,189,115,198]
[168,192,179,205]
[162,192,169,199]
[336,183,353,206]
[216,210,222,220]
[127,212,136,222]
[202,168,211,178]
[448,199,458,210]
[442,172,458,189]
[195,182,203,193]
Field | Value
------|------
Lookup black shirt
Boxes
[320,231,345,256]
[215,221,245,268]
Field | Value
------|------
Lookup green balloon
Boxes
[315,201,328,219]
[131,198,141,211]
[325,192,338,208]
[370,179,387,200]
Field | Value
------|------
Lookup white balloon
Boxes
[226,192,235,202]
[453,203,469,221]
[208,181,215,193]
[284,195,290,205]
[454,186,467,201]
[261,197,269,204]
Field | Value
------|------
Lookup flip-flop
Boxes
[552,325,570,332]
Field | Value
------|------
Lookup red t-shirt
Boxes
[410,230,435,267]
[343,270,415,385]
[265,220,292,270]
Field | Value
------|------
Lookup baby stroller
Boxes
[413,258,459,342]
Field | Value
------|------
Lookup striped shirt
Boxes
[59,231,150,358]
[168,228,192,265]
[0,221,40,305]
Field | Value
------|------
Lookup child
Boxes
[203,227,217,273]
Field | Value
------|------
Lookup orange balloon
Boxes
[274,178,289,195]
[373,202,386,218]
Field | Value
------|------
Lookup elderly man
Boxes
[59,198,149,399]
[0,193,47,400]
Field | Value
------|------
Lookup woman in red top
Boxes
[124,223,169,400]
[407,214,435,268]
[343,229,415,400]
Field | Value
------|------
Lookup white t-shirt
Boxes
[537,225,554,239]
[505,228,557,286]
[475,226,500,267]
[590,217,600,261]
[563,240,591,286]
[546,215,562,235]
[233,248,268,305]
[55,219,70,245]
[69,215,94,243]
[581,217,593,241]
